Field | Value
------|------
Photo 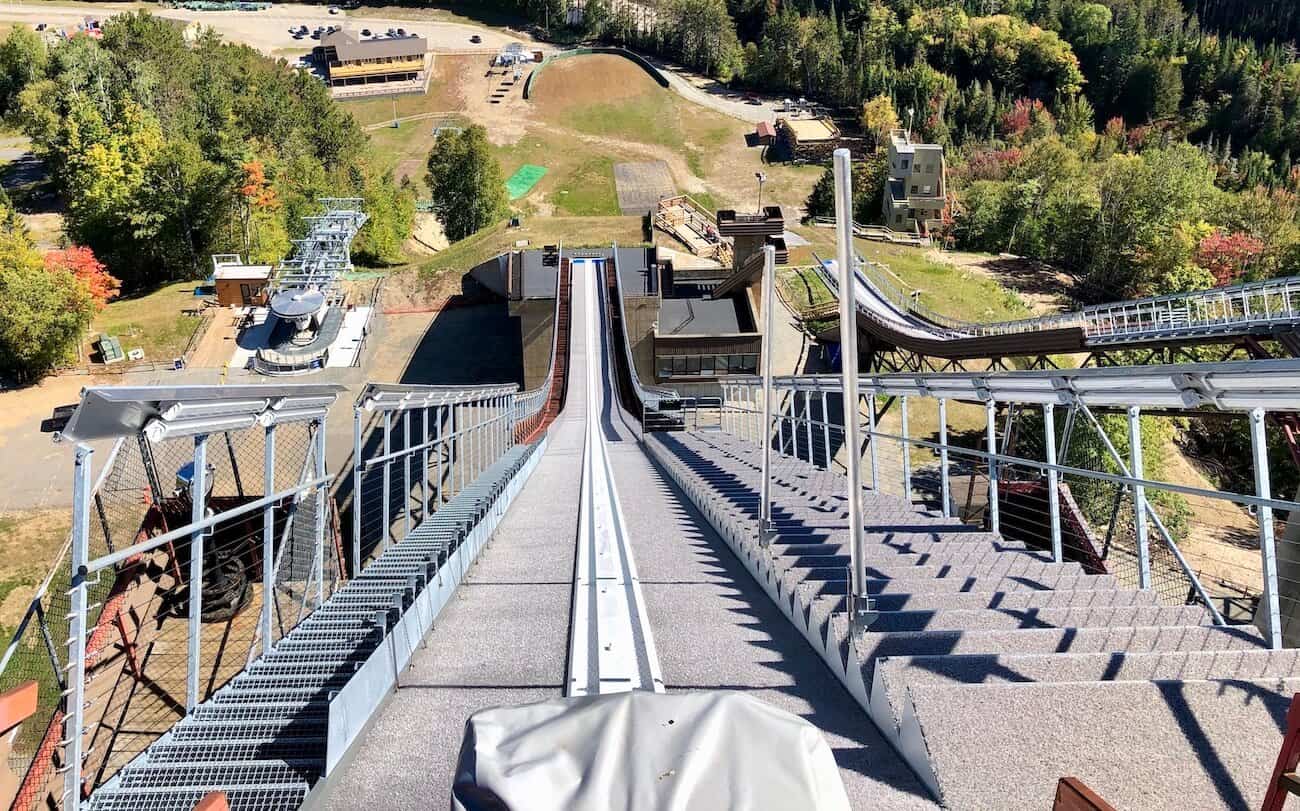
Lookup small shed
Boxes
[755,121,776,146]
[213,264,272,307]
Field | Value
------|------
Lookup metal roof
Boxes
[58,384,346,442]
[657,295,751,336]
[322,29,427,62]
[615,247,656,296]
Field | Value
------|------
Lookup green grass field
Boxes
[421,216,647,276]
[86,282,204,363]
[855,240,1032,324]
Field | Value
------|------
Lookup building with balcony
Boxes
[317,30,430,95]
[883,128,946,235]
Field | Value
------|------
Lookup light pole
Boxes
[755,171,767,213]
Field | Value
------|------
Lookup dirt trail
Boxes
[929,250,1074,316]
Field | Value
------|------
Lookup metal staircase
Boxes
[86,443,542,811]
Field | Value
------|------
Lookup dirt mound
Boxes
[531,54,662,112]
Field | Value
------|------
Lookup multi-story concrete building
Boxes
[882,128,946,234]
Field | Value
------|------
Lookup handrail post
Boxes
[803,390,813,464]
[262,424,276,655]
[866,393,879,491]
[759,245,777,547]
[402,410,411,538]
[351,407,361,575]
[1252,407,1283,648]
[1128,406,1151,589]
[436,406,444,506]
[381,411,391,551]
[938,398,951,518]
[186,433,208,712]
[1044,403,1062,563]
[821,390,831,469]
[64,444,92,811]
[900,395,911,501]
[985,401,1000,536]
[314,419,327,606]
[421,406,430,518]
[833,148,873,634]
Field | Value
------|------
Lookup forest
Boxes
[512,0,1300,302]
[0,13,413,379]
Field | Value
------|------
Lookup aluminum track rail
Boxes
[567,258,664,696]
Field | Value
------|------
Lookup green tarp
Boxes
[506,164,547,200]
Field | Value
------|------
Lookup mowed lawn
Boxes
[361,52,821,219]
[421,215,647,276]
[85,281,204,363]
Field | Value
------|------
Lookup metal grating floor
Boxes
[87,442,540,810]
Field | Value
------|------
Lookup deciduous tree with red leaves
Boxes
[1196,230,1265,285]
[44,245,120,310]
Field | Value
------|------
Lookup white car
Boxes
[328,6,340,14]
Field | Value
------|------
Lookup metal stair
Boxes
[87,442,541,811]
[645,430,1300,810]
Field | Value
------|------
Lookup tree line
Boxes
[0,14,415,380]
[2,14,413,295]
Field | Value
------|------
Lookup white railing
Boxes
[713,359,1300,649]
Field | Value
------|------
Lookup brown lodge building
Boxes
[316,30,429,90]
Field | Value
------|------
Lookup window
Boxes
[901,158,909,170]
[657,357,672,379]
[895,214,903,224]
[672,356,687,375]
[922,185,932,195]
[239,284,254,303]
[700,356,715,376]
[910,185,918,194]
[686,355,701,375]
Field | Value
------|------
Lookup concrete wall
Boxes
[511,298,555,390]
[625,295,659,384]
[470,254,510,298]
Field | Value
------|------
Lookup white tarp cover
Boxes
[451,690,851,811]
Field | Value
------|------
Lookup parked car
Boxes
[298,25,309,34]
[328,6,340,14]
[35,22,47,31]
[396,27,406,36]
[386,27,396,36]
[360,28,371,36]
[743,95,761,105]
[470,34,481,43]
[292,31,305,39]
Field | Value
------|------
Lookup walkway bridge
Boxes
[809,249,1300,365]
[7,174,1300,809]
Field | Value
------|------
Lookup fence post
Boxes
[262,424,276,656]
[64,444,93,811]
[938,398,951,518]
[1044,403,1062,563]
[985,401,1000,536]
[1127,406,1151,589]
[900,395,911,501]
[351,408,362,575]
[1252,407,1283,648]
[186,434,208,712]
[314,419,327,606]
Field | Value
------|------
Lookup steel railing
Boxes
[711,360,1300,650]
[513,242,567,440]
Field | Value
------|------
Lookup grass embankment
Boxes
[778,266,834,316]
[421,216,647,276]
[856,240,1032,324]
[85,281,204,362]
